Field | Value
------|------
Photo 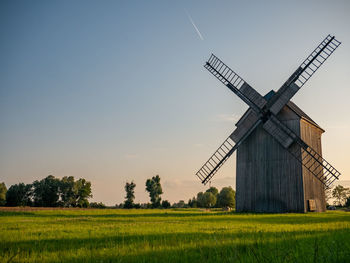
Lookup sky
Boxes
[1,0,350,205]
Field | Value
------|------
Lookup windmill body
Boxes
[195,35,342,213]
[236,91,325,213]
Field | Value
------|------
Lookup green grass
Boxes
[0,208,349,263]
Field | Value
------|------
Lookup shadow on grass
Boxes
[61,233,350,263]
[2,229,349,263]
[1,228,349,254]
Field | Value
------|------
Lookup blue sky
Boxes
[1,0,350,205]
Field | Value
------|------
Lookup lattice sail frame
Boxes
[196,35,341,188]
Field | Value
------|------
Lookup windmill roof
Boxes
[266,90,324,131]
[285,100,324,131]
[236,90,324,132]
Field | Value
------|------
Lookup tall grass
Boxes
[0,208,349,262]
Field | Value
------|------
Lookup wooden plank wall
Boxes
[236,106,305,212]
[300,119,326,212]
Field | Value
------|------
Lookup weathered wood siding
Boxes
[300,119,326,212]
[236,106,305,212]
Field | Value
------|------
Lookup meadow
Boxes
[0,208,349,263]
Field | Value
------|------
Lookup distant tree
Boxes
[145,175,163,208]
[0,182,7,206]
[75,178,92,208]
[89,202,106,208]
[161,200,171,209]
[133,203,141,209]
[32,175,60,207]
[206,187,219,207]
[140,203,152,209]
[6,183,32,206]
[206,187,219,197]
[124,181,136,208]
[325,186,333,206]
[217,187,236,208]
[59,176,92,207]
[59,176,76,207]
[345,197,350,208]
[115,203,124,208]
[204,192,216,208]
[173,200,185,208]
[197,191,216,208]
[196,192,204,208]
[332,185,350,206]
[188,197,197,208]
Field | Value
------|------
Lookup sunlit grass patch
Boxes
[0,208,349,262]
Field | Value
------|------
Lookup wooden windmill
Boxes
[196,35,341,213]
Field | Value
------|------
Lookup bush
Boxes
[188,197,197,208]
[0,182,7,206]
[161,200,171,208]
[6,183,32,207]
[89,202,106,208]
[217,187,236,208]
[133,203,141,209]
[345,197,350,208]
[140,203,152,209]
[197,192,216,208]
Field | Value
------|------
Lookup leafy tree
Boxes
[206,187,219,207]
[145,175,163,208]
[332,185,350,206]
[173,200,186,208]
[161,200,171,209]
[124,181,136,208]
[59,176,76,207]
[188,197,197,208]
[0,182,7,206]
[33,175,60,207]
[140,203,152,209]
[206,187,218,197]
[116,203,124,208]
[59,176,92,207]
[196,192,204,207]
[4,176,93,208]
[6,183,32,206]
[345,197,350,208]
[217,187,236,208]
[197,191,216,208]
[133,203,141,209]
[75,178,92,208]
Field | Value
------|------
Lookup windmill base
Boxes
[235,105,326,213]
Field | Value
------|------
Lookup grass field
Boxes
[0,208,350,263]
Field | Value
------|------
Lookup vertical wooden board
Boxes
[300,119,326,212]
[236,107,304,213]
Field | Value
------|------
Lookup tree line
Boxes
[0,175,92,207]
[121,175,236,209]
[0,174,235,209]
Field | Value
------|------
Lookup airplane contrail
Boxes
[185,9,204,40]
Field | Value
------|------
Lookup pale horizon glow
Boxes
[1,0,350,206]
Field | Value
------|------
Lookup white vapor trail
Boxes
[185,9,204,40]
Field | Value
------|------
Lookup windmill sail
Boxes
[204,54,266,111]
[196,120,262,185]
[262,114,340,188]
[199,36,341,188]
[196,135,237,185]
[268,35,341,115]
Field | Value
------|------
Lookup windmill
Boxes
[196,35,341,213]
